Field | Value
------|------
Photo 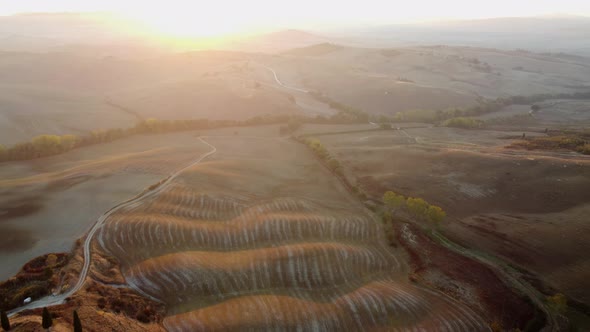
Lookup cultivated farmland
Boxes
[95,133,487,331]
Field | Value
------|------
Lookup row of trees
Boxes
[1,307,81,331]
[382,191,446,227]
[302,138,343,174]
[510,132,590,155]
[309,91,370,123]
[376,90,590,125]
[442,117,485,129]
[0,107,385,163]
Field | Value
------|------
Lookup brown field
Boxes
[93,128,489,331]
[4,44,590,145]
[314,123,590,318]
[265,45,590,116]
[0,51,328,145]
[0,131,211,280]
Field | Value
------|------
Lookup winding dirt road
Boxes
[8,137,217,317]
[260,64,309,93]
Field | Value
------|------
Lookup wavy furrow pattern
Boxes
[96,141,487,331]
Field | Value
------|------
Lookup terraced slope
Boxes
[95,136,487,331]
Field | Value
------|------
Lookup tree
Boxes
[381,211,392,224]
[383,191,405,213]
[406,197,429,219]
[60,135,79,151]
[547,293,567,314]
[427,205,446,225]
[42,307,52,329]
[327,158,342,173]
[73,310,82,332]
[1,310,10,331]
[31,135,62,156]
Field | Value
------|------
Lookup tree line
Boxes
[1,307,82,331]
[382,191,446,228]
[301,138,343,175]
[377,91,590,125]
[0,111,372,163]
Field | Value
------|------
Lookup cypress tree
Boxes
[73,310,82,332]
[41,307,52,329]
[1,310,10,331]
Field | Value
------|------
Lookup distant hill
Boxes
[283,43,343,56]
[351,16,590,55]
[229,29,330,53]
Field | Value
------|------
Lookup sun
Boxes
[121,6,251,38]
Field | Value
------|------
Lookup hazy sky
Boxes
[2,0,590,36]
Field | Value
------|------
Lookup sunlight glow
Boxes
[124,7,249,38]
[2,0,590,38]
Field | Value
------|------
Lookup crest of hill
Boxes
[283,43,343,56]
[257,29,326,43]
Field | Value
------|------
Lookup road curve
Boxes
[8,137,217,317]
[260,65,309,93]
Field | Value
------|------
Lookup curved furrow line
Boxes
[124,242,399,302]
[97,212,382,263]
[162,278,485,332]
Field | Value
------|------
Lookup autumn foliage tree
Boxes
[427,205,446,225]
[382,191,446,228]
[406,197,429,219]
[382,191,405,213]
[547,293,567,314]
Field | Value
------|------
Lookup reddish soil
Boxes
[394,221,544,331]
[0,252,71,311]
[7,244,166,331]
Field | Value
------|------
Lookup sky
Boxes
[2,0,590,36]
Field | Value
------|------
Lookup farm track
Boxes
[8,137,217,317]
[96,135,489,331]
[431,231,560,330]
[310,126,568,330]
